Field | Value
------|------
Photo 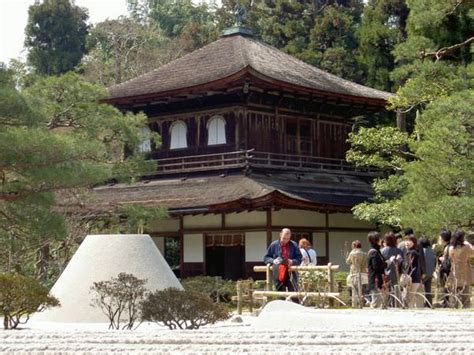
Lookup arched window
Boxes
[207,116,226,145]
[138,126,152,153]
[170,120,187,149]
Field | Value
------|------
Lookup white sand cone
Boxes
[34,234,182,323]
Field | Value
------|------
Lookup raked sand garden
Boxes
[1,301,473,354]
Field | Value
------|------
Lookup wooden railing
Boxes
[144,150,378,176]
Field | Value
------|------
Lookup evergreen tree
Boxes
[25,0,89,75]
[356,0,408,90]
[127,0,219,51]
[0,69,156,278]
[218,1,364,80]
[347,0,473,234]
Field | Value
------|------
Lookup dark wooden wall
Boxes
[147,93,354,160]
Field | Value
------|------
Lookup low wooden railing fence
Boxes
[234,263,342,314]
[144,150,379,176]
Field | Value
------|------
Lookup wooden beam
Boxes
[266,209,272,245]
[179,215,184,277]
[325,212,329,260]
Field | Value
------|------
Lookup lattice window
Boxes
[205,234,244,247]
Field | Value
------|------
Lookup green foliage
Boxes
[141,288,230,329]
[348,0,473,233]
[90,273,148,330]
[399,91,474,234]
[120,205,168,234]
[81,18,166,86]
[128,0,219,50]
[346,126,411,170]
[0,273,59,329]
[181,276,236,303]
[356,0,408,90]
[25,0,89,75]
[0,69,158,278]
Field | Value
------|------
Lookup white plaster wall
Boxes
[183,234,204,262]
[183,214,221,229]
[226,211,266,227]
[152,236,165,256]
[148,218,179,233]
[272,231,280,241]
[313,232,326,257]
[328,232,370,271]
[328,213,374,229]
[272,209,325,227]
[245,232,267,262]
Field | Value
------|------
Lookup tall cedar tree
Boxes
[25,0,89,75]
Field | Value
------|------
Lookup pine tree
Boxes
[347,0,473,234]
[25,0,89,75]
[0,69,156,278]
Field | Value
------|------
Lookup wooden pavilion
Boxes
[95,27,392,279]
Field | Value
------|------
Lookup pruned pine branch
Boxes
[422,37,474,61]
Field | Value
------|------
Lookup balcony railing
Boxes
[144,150,379,177]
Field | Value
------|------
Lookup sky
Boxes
[0,0,130,65]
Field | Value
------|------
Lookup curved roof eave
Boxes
[104,66,390,107]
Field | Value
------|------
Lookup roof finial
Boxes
[221,5,253,38]
[234,5,247,27]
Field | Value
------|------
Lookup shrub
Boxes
[0,273,59,329]
[90,273,147,330]
[141,288,230,329]
[181,276,236,302]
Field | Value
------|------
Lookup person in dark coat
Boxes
[381,232,403,306]
[419,236,436,307]
[264,228,302,292]
[367,231,386,308]
[404,235,421,308]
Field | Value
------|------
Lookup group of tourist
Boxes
[263,227,473,309]
[347,228,473,308]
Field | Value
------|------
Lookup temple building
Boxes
[96,27,391,279]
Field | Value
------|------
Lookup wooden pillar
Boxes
[325,211,330,263]
[179,215,184,278]
[266,209,272,245]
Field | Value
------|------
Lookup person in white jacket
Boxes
[299,238,317,266]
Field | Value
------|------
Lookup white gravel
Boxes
[2,301,473,354]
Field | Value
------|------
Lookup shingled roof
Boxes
[76,172,372,215]
[107,32,391,104]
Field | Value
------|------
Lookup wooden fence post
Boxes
[266,264,272,291]
[328,262,335,307]
[236,280,243,315]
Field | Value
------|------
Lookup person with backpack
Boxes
[381,232,404,307]
[299,238,317,266]
[367,231,386,308]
